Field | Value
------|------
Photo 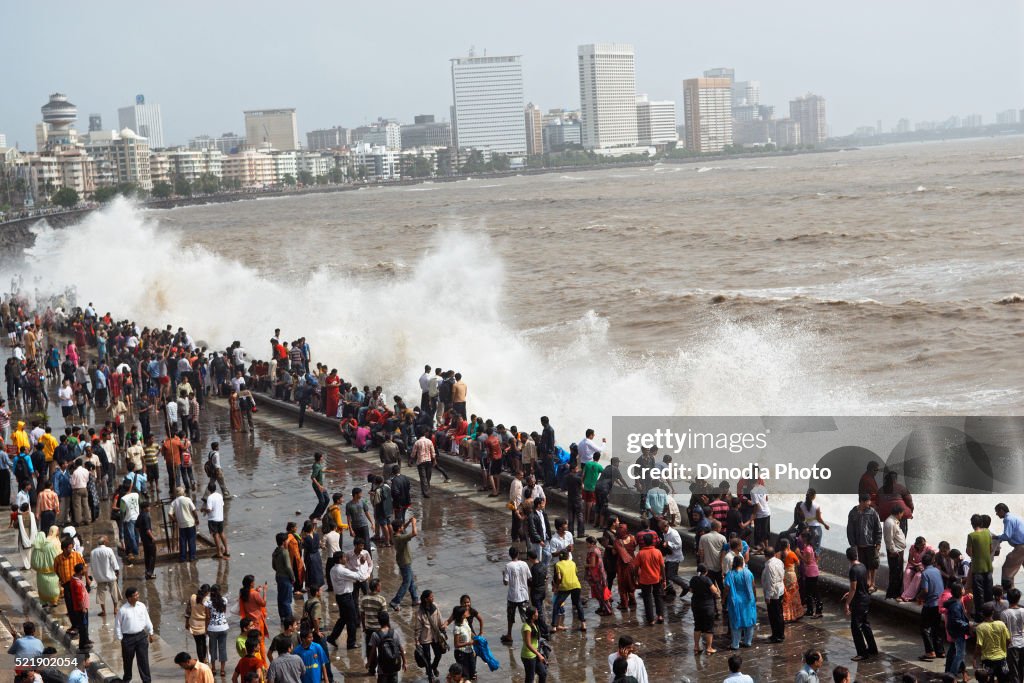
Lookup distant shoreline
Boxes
[3,129,1020,233]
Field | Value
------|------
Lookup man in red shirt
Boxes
[70,562,92,650]
[632,534,666,626]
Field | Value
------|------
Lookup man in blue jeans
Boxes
[388,517,419,609]
[170,487,197,562]
[918,551,946,660]
[272,532,295,620]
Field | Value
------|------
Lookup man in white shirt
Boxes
[327,551,372,648]
[116,587,156,683]
[119,487,141,561]
[659,518,688,599]
[883,504,907,600]
[427,369,441,423]
[170,487,197,562]
[723,653,755,683]
[324,524,343,592]
[126,439,145,473]
[165,398,179,435]
[607,635,650,683]
[502,546,532,644]
[750,478,771,553]
[576,429,603,465]
[70,462,91,526]
[58,381,75,425]
[232,345,247,373]
[698,520,728,588]
[203,483,229,559]
[90,536,121,616]
[762,546,786,643]
[29,422,44,447]
[418,365,432,413]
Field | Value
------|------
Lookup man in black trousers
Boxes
[844,546,879,661]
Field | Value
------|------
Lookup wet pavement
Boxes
[1,361,948,682]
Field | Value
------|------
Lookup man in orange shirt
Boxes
[54,539,86,636]
[173,651,215,682]
[632,533,666,626]
[162,434,182,498]
[35,479,60,531]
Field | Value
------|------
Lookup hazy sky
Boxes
[2,1,1021,147]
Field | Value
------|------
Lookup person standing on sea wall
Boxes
[994,503,1024,591]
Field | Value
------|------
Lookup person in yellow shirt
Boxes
[551,549,586,633]
[974,603,1011,679]
[11,421,30,453]
[39,427,59,477]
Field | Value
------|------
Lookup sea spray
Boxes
[14,199,865,440]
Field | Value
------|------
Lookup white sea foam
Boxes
[13,199,867,440]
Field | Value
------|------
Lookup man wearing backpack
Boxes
[367,611,405,682]
[178,433,196,495]
[203,442,230,497]
[388,465,411,525]
[13,447,33,494]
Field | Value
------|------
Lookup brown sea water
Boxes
[152,136,1024,415]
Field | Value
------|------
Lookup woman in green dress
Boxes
[30,531,60,606]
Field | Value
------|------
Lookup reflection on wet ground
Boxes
[1,373,942,681]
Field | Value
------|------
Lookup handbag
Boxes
[429,614,449,654]
[414,644,428,668]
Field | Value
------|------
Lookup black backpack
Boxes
[14,454,30,483]
[204,452,217,478]
[377,631,402,674]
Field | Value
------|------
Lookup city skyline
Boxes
[1,1,1021,148]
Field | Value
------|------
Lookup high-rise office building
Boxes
[996,109,1020,124]
[401,116,452,149]
[703,67,735,83]
[189,132,247,154]
[683,78,733,153]
[450,54,527,155]
[789,94,827,145]
[525,103,543,155]
[635,95,677,146]
[577,43,638,150]
[118,94,165,149]
[306,127,350,151]
[244,109,299,151]
[732,80,760,107]
[88,114,103,132]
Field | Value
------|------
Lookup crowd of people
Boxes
[3,292,1024,683]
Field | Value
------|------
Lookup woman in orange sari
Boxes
[285,521,305,596]
[324,370,341,418]
[779,538,803,622]
[238,575,269,638]
[229,391,243,432]
[613,524,638,610]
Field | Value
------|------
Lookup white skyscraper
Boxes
[118,94,165,149]
[577,43,638,151]
[450,55,527,156]
[636,95,678,147]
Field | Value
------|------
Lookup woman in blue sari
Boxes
[723,555,757,649]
